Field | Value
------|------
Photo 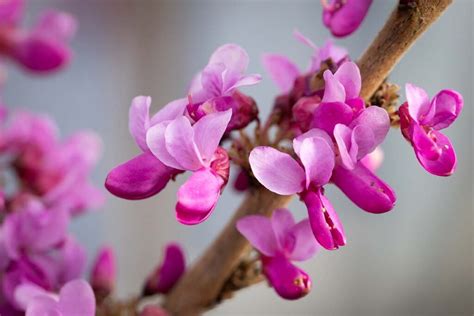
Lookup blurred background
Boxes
[3,0,472,315]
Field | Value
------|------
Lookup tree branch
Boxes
[163,1,452,314]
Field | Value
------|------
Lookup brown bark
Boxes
[164,1,452,314]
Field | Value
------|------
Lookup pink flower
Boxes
[399,83,463,176]
[15,279,95,316]
[0,5,77,73]
[262,30,348,93]
[321,0,373,37]
[236,209,318,299]
[105,96,187,200]
[90,246,116,297]
[146,110,231,224]
[186,44,261,131]
[249,130,343,250]
[143,243,185,296]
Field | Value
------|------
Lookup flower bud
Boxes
[90,246,116,299]
[142,243,185,296]
[292,95,321,133]
[226,90,258,132]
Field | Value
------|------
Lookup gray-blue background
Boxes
[4,1,472,315]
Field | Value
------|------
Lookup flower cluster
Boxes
[0,0,76,78]
[106,44,261,225]
[0,105,103,314]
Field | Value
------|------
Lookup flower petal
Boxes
[332,162,396,213]
[333,61,361,99]
[209,43,249,76]
[105,152,178,200]
[428,89,463,130]
[312,101,353,134]
[293,128,334,155]
[58,280,95,316]
[146,121,184,169]
[334,124,356,170]
[288,219,319,261]
[236,215,278,257]
[270,208,296,252]
[303,189,346,250]
[261,53,300,93]
[322,70,346,103]
[350,106,390,148]
[227,73,262,92]
[405,83,432,123]
[249,147,305,195]
[296,137,335,187]
[150,98,188,125]
[165,116,202,170]
[193,109,232,163]
[34,10,77,41]
[129,96,151,152]
[324,0,372,37]
[415,130,457,176]
[176,169,223,225]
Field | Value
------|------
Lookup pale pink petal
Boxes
[249,147,305,195]
[270,208,296,252]
[201,63,225,97]
[428,89,463,130]
[209,43,249,76]
[105,152,179,200]
[25,296,59,316]
[227,73,262,91]
[293,128,334,155]
[322,70,346,103]
[14,283,55,311]
[176,169,223,225]
[236,216,278,257]
[261,53,300,93]
[334,124,356,169]
[193,109,232,163]
[129,96,151,152]
[150,98,188,125]
[288,219,319,261]
[333,62,361,99]
[351,125,375,160]
[350,106,390,148]
[146,122,184,170]
[332,162,396,213]
[165,117,202,170]
[405,83,432,123]
[296,137,335,187]
[58,280,95,316]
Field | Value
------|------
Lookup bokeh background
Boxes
[4,1,473,315]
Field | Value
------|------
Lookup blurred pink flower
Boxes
[321,0,372,37]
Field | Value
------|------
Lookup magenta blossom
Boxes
[321,0,373,37]
[399,84,463,176]
[237,208,319,299]
[90,246,116,297]
[187,44,261,131]
[249,129,344,250]
[0,1,77,73]
[105,96,187,200]
[262,30,348,93]
[146,110,232,224]
[15,279,95,316]
[143,243,185,296]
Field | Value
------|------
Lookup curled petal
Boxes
[332,162,396,213]
[428,89,463,130]
[334,124,356,170]
[249,147,305,195]
[236,215,278,257]
[350,106,390,148]
[261,53,300,93]
[262,255,311,300]
[165,117,202,170]
[293,29,318,50]
[105,153,178,200]
[209,44,249,86]
[302,189,346,250]
[227,73,262,91]
[129,96,151,152]
[415,130,457,176]
[176,168,223,225]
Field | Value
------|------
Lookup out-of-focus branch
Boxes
[163,1,452,314]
